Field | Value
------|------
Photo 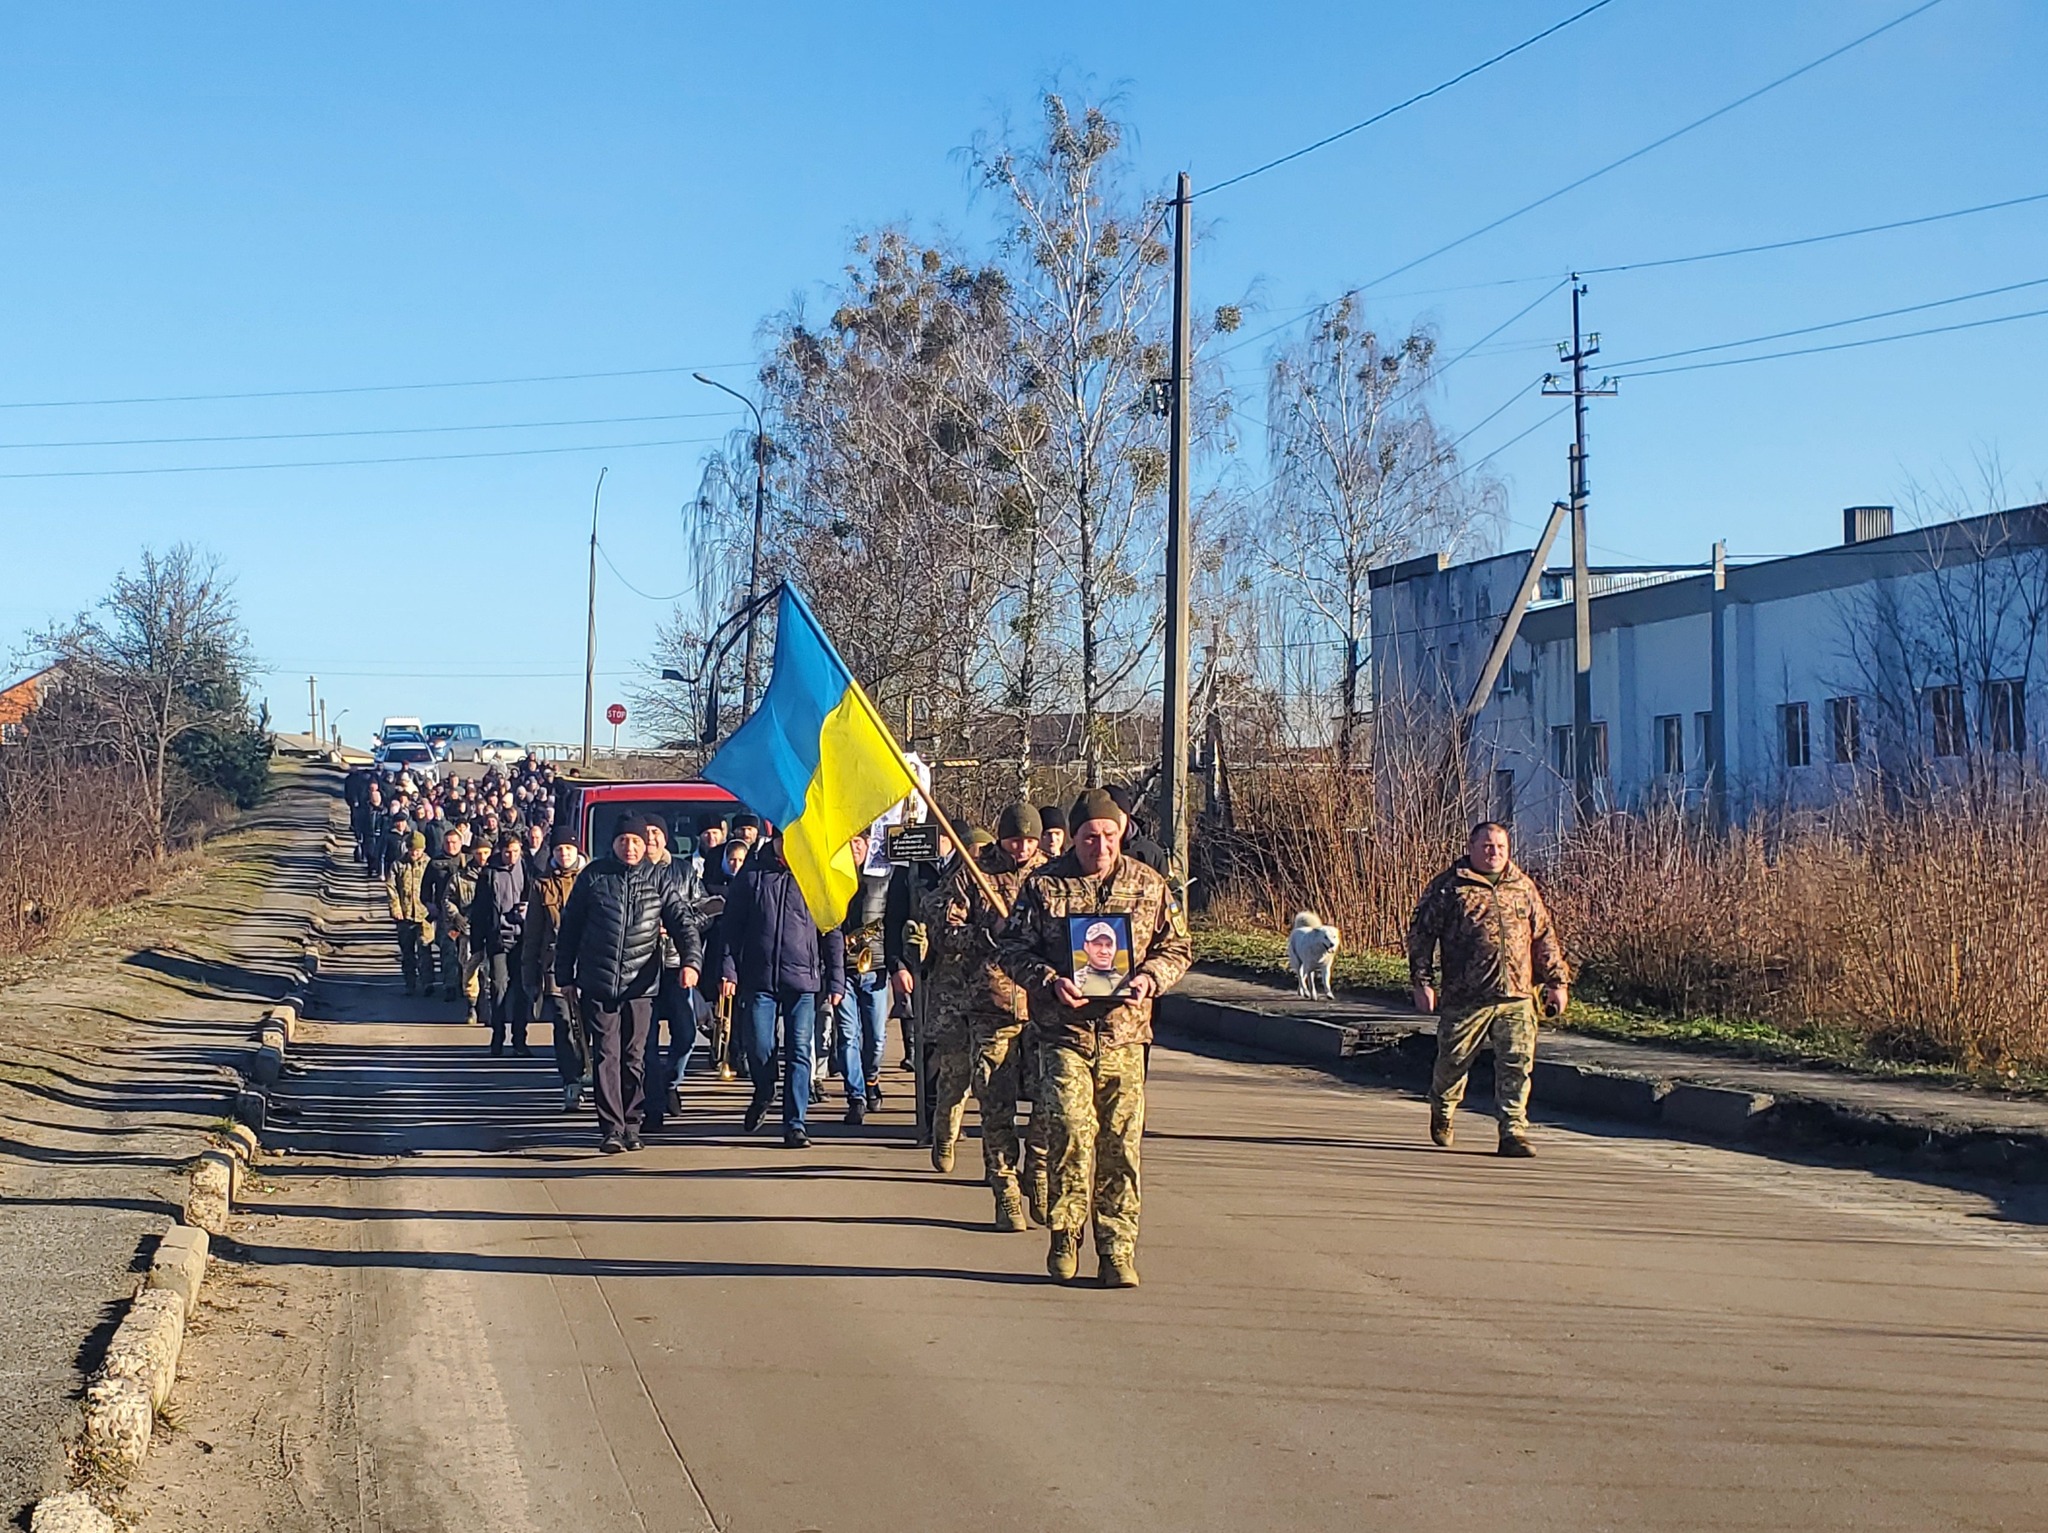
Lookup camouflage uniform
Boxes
[914,850,1017,1161]
[998,852,1192,1262]
[954,845,1046,1199]
[385,848,437,995]
[1405,858,1568,1131]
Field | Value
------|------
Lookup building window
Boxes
[1829,696,1860,764]
[1694,710,1714,774]
[1551,723,1609,779]
[1988,678,2026,754]
[1655,714,1683,776]
[1780,702,1811,768]
[1927,684,1967,757]
[1491,769,1515,825]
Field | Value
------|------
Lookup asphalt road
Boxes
[245,875,2048,1533]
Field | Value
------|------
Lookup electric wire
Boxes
[0,361,752,412]
[0,432,724,480]
[0,408,742,452]
[1366,0,1952,289]
[596,539,695,603]
[1195,0,1623,198]
[1619,300,2048,379]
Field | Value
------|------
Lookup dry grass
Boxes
[1202,752,2048,1076]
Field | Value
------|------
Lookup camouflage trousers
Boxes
[1041,1041,1146,1257]
[1430,999,1538,1129]
[970,1018,1047,1191]
[929,1008,974,1148]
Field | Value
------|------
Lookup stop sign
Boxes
[605,703,627,727]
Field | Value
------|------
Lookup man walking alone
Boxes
[1407,821,1569,1158]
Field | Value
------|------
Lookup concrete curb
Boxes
[80,1287,185,1468]
[1157,992,2048,1179]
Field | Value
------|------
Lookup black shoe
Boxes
[623,1128,644,1151]
[667,1084,683,1115]
[512,1043,533,1057]
[489,1042,504,1057]
[866,1084,882,1111]
[783,1127,811,1149]
[600,1135,625,1155]
[742,1098,768,1134]
[808,1082,824,1106]
[845,1098,867,1126]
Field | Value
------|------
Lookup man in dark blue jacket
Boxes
[719,834,843,1149]
[469,833,532,1056]
[555,815,708,1154]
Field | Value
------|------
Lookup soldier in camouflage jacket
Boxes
[1405,822,1569,1156]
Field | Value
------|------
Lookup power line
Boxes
[1195,0,1623,198]
[596,539,694,603]
[0,408,742,452]
[1609,273,2048,369]
[1619,300,2048,379]
[0,361,753,412]
[1582,188,2048,276]
[1368,0,1952,289]
[0,432,724,480]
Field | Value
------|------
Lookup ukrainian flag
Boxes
[701,584,918,929]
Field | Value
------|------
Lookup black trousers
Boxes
[481,951,525,1048]
[395,921,436,992]
[582,993,653,1140]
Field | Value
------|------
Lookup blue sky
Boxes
[3,0,2042,744]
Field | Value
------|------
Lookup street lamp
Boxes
[693,372,768,717]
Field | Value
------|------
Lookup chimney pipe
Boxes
[1844,505,1894,546]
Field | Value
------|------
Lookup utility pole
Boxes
[582,467,607,771]
[317,698,327,751]
[1159,171,1194,890]
[307,676,317,745]
[1542,277,1617,824]
[695,373,769,716]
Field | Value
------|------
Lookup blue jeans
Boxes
[643,969,696,1126]
[741,987,815,1130]
[837,972,890,1102]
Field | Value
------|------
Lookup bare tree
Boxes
[35,544,254,858]
[1258,294,1500,763]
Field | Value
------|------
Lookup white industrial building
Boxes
[1370,502,2048,835]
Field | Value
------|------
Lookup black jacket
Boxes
[469,859,531,955]
[555,855,707,1003]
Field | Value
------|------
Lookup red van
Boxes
[553,780,757,857]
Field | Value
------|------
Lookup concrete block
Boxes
[1534,1061,1669,1122]
[81,1375,154,1467]
[31,1491,118,1532]
[1159,996,1358,1062]
[1531,1059,1590,1108]
[234,1086,268,1132]
[220,1120,260,1162]
[146,1223,210,1318]
[263,1000,299,1041]
[1661,1083,1776,1139]
[250,1039,284,1088]
[184,1149,235,1234]
[94,1287,186,1410]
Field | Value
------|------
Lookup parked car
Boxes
[474,738,526,766]
[377,716,424,744]
[375,740,440,782]
[553,779,749,857]
[424,722,483,761]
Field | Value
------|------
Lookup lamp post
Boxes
[582,467,607,770]
[693,372,768,716]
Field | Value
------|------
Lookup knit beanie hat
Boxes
[1070,787,1121,829]
[407,831,426,851]
[1037,804,1067,833]
[997,802,1043,841]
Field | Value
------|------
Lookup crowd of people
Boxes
[342,759,1196,1287]
[342,756,1568,1289]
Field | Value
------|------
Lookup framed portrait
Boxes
[1068,913,1133,997]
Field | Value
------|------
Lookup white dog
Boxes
[1286,911,1341,999]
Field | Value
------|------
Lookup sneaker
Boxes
[1099,1252,1141,1289]
[931,1139,956,1174]
[1497,1129,1536,1159]
[1046,1231,1080,1283]
[866,1084,882,1111]
[562,1082,582,1113]
[783,1126,811,1150]
[600,1135,625,1155]
[845,1098,867,1127]
[994,1184,1027,1233]
[742,1098,768,1134]
[623,1128,644,1152]
[1430,1108,1453,1148]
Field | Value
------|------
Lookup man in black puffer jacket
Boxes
[555,815,707,1154]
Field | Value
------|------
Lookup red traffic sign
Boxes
[605,703,627,727]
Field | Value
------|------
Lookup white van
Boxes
[424,722,483,761]
[378,716,424,743]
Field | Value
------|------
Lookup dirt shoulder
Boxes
[0,761,332,1524]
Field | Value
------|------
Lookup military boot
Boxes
[931,1138,956,1173]
[1099,1249,1140,1289]
[1497,1126,1535,1158]
[1027,1170,1051,1228]
[1046,1231,1080,1282]
[1429,1106,1454,1148]
[994,1182,1027,1233]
